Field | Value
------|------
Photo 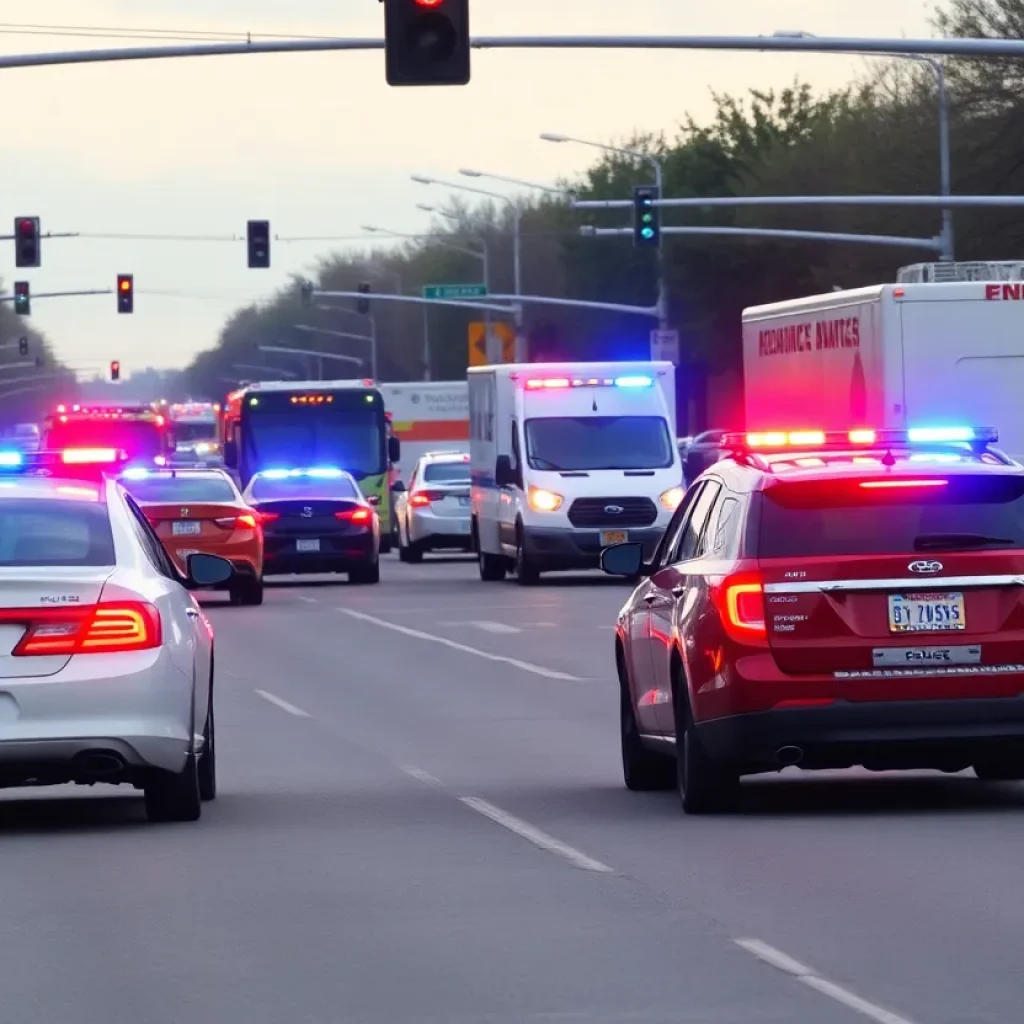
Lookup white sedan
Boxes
[0,469,232,822]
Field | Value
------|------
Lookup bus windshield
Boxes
[242,393,385,478]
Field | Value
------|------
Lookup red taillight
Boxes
[336,507,372,523]
[8,602,162,656]
[409,490,443,506]
[859,479,948,490]
[215,513,259,529]
[257,511,280,523]
[711,572,766,640]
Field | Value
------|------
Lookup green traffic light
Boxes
[641,227,655,239]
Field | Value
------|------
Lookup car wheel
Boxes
[145,753,202,823]
[515,527,540,586]
[621,680,674,791]
[674,677,739,814]
[198,692,216,802]
[238,576,264,606]
[379,534,392,555]
[350,560,381,584]
[478,550,506,581]
[404,540,423,564]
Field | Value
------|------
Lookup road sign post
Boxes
[424,283,488,300]
[468,321,515,367]
[650,329,680,365]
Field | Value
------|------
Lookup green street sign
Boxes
[422,283,487,300]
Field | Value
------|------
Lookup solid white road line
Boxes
[461,796,615,874]
[254,689,311,718]
[338,608,581,680]
[735,938,918,1024]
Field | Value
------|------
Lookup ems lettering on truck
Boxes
[756,317,860,357]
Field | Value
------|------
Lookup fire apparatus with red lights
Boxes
[41,404,173,467]
[743,261,1024,460]
[468,362,681,583]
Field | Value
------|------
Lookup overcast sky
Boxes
[3,0,936,377]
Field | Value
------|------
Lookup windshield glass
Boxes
[251,475,359,501]
[244,404,385,477]
[121,475,237,503]
[0,500,114,566]
[760,476,1024,557]
[524,416,673,471]
[423,461,470,484]
[173,423,217,444]
[45,420,164,458]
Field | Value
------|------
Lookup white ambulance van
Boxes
[468,362,682,583]
[742,261,1024,459]
[380,381,468,483]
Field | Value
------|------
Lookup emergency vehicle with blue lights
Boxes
[41,404,173,468]
[469,362,681,583]
[602,423,1024,814]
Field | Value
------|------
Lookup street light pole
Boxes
[541,133,668,331]
[412,175,527,361]
[773,30,953,261]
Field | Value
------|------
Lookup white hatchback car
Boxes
[393,451,472,562]
[0,462,232,822]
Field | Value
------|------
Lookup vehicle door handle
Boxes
[671,585,685,597]
[643,593,657,604]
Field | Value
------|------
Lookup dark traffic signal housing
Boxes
[117,274,134,314]
[13,281,30,316]
[632,186,660,248]
[14,217,40,268]
[247,219,271,268]
[385,0,470,87]
[18,337,28,357]
[110,360,120,382]
[356,282,371,315]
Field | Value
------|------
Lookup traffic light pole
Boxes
[0,288,112,303]
[583,225,942,250]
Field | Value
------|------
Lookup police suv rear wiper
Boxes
[914,533,1016,550]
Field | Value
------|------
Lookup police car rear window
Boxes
[251,476,358,500]
[0,500,115,567]
[759,476,1024,558]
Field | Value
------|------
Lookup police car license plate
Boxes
[173,521,201,536]
[888,592,966,633]
[296,539,320,552]
[601,530,627,546]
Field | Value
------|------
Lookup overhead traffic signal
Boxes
[633,186,660,249]
[13,281,29,316]
[18,337,28,357]
[117,274,134,314]
[356,282,371,315]
[110,361,120,382]
[247,220,270,268]
[14,217,40,268]
[385,0,470,87]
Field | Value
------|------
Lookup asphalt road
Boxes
[3,555,1024,1023]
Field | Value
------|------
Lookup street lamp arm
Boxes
[459,169,575,196]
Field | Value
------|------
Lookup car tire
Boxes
[621,680,674,791]
[478,550,506,581]
[235,576,263,606]
[404,541,423,564]
[674,677,739,814]
[379,535,392,555]
[198,694,216,802]
[350,560,381,585]
[145,753,202,823]
[515,527,540,586]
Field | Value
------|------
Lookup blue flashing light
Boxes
[614,375,654,389]
[306,467,344,478]
[908,426,975,443]
[262,469,291,479]
[0,451,23,468]
[122,467,150,480]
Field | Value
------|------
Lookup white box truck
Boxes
[742,261,1024,459]
[468,362,683,583]
[380,381,468,484]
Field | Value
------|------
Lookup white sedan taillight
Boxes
[0,603,163,655]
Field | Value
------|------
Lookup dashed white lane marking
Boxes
[461,797,615,873]
[735,938,918,1024]
[254,689,311,718]
[469,620,521,634]
[338,608,581,680]
[399,764,444,788]
[294,595,319,604]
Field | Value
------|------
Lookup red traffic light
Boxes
[14,282,28,296]
[414,0,445,5]
[18,219,36,235]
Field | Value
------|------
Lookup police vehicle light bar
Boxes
[724,427,998,451]
[523,375,654,390]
